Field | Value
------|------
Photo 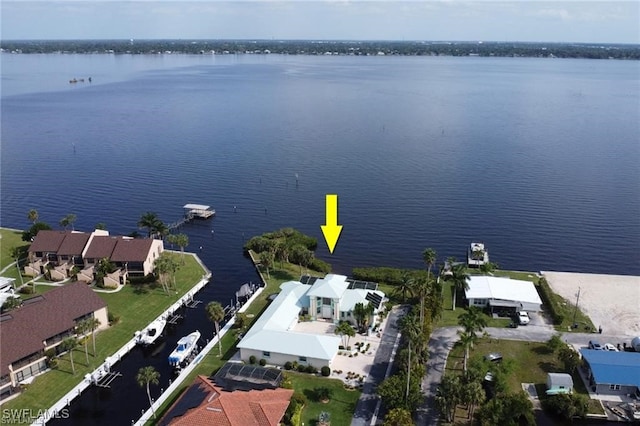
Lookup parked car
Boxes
[517,311,530,325]
[588,340,603,350]
[603,343,619,352]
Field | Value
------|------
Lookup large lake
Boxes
[1,53,639,424]
[2,53,638,276]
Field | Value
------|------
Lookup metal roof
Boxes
[465,276,543,306]
[183,204,211,210]
[580,349,640,387]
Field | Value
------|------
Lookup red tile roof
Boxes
[110,238,154,263]
[0,282,107,377]
[57,232,90,256]
[159,375,293,426]
[28,230,69,253]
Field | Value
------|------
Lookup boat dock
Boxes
[133,286,264,426]
[31,256,213,426]
[168,203,215,231]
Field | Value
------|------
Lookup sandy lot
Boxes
[542,271,640,337]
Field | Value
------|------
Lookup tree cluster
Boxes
[2,40,639,60]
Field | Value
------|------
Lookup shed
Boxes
[546,373,573,395]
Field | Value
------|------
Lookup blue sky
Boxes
[2,1,638,44]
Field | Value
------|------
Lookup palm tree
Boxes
[435,374,460,423]
[83,316,101,356]
[458,306,487,347]
[153,253,179,293]
[334,321,356,348]
[61,337,78,374]
[27,209,39,224]
[260,250,275,279]
[464,380,485,419]
[353,302,374,333]
[166,233,189,264]
[393,272,414,303]
[138,212,160,238]
[59,214,77,231]
[8,246,25,289]
[206,301,225,357]
[96,257,116,288]
[136,366,160,419]
[457,330,476,372]
[447,263,470,310]
[412,277,431,331]
[76,319,91,364]
[422,248,437,277]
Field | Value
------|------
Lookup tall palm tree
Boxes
[59,214,77,231]
[166,233,189,264]
[61,337,78,374]
[422,248,437,278]
[27,209,39,224]
[138,212,160,238]
[76,319,91,364]
[458,306,487,346]
[464,380,485,419]
[447,263,470,311]
[353,302,374,333]
[261,250,275,279]
[82,316,101,356]
[136,366,160,419]
[457,330,476,372]
[435,374,460,423]
[412,277,431,331]
[8,246,25,288]
[206,301,225,357]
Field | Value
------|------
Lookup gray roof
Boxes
[307,274,350,299]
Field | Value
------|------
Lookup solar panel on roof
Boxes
[366,292,383,308]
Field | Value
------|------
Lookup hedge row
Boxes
[352,266,427,286]
[537,277,565,325]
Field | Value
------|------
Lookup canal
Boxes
[48,217,261,425]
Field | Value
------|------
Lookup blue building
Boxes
[580,349,640,396]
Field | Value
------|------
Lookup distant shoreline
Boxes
[1,39,639,60]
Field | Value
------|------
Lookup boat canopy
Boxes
[183,204,211,211]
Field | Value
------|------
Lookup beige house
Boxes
[26,229,163,287]
[0,282,108,401]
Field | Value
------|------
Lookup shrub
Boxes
[309,258,331,274]
[259,358,267,366]
[249,355,257,364]
[128,274,156,285]
[297,364,307,373]
[19,286,34,294]
[284,361,293,370]
[321,366,331,377]
[537,277,565,325]
[339,345,345,350]
[107,311,120,325]
[305,365,318,374]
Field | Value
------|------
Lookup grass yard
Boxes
[437,280,510,328]
[287,372,361,426]
[1,252,207,414]
[445,338,604,419]
[0,228,29,282]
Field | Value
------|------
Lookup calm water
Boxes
[1,53,639,424]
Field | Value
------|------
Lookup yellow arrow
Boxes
[321,194,343,254]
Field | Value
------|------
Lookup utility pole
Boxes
[572,286,581,328]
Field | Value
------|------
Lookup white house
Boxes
[237,275,386,368]
[465,276,543,312]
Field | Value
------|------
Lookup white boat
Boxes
[467,242,489,267]
[168,331,201,366]
[134,318,166,346]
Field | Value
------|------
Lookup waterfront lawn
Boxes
[287,372,361,426]
[1,252,207,414]
[0,228,29,281]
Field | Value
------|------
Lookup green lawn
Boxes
[1,252,207,414]
[0,228,29,281]
[445,338,604,417]
[287,372,361,426]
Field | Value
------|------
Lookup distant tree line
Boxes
[1,39,638,60]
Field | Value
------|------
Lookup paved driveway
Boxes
[351,306,406,426]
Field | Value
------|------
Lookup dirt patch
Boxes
[542,271,640,337]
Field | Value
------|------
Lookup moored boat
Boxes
[134,317,167,346]
[467,242,489,267]
[168,330,201,366]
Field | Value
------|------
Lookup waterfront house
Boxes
[25,229,164,286]
[579,349,640,396]
[0,282,108,401]
[464,276,543,313]
[158,368,293,426]
[237,275,385,368]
